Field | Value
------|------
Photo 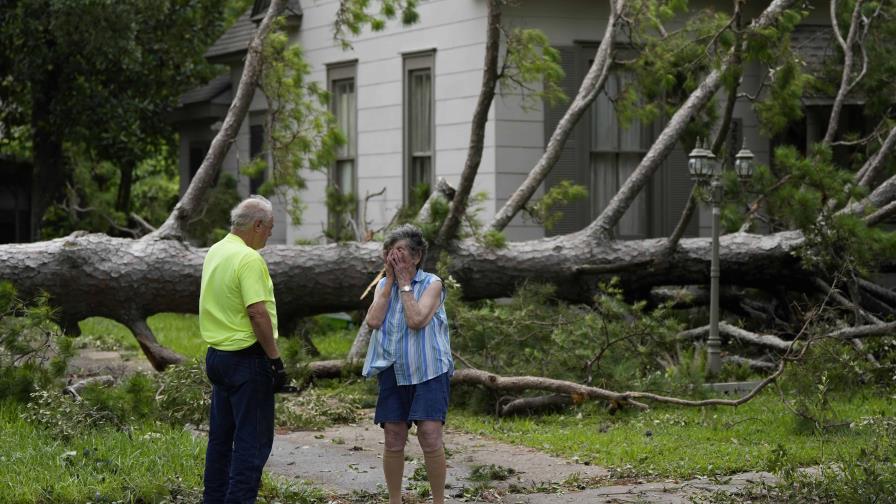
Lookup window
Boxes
[590,72,651,239]
[404,51,434,205]
[189,141,210,181]
[328,62,357,238]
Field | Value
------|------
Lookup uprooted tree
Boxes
[1,0,896,410]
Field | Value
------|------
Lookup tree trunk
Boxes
[0,229,810,368]
[436,0,501,244]
[116,163,135,214]
[823,0,865,146]
[30,76,65,240]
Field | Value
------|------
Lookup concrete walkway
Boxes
[265,410,775,503]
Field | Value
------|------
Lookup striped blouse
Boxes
[362,269,453,385]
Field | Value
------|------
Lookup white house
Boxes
[170,0,846,245]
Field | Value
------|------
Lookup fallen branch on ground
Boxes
[63,375,115,400]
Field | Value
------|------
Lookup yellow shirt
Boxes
[199,233,278,351]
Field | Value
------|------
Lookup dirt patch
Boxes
[66,348,153,380]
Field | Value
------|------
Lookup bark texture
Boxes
[0,230,808,348]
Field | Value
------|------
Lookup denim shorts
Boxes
[374,365,450,427]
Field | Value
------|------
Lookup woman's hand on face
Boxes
[383,250,395,281]
[390,250,415,286]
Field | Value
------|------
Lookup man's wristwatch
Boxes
[400,285,412,293]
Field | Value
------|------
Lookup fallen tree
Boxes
[0,229,809,368]
[1,0,895,419]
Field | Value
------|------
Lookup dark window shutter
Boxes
[656,141,697,237]
[544,47,590,236]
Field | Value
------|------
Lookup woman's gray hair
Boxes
[230,195,273,231]
[384,224,428,267]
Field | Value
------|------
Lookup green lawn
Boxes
[75,314,895,484]
[77,313,358,362]
[79,313,207,359]
[451,390,896,479]
[0,401,206,503]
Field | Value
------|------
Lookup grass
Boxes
[450,390,896,479]
[312,326,355,359]
[71,313,896,487]
[0,398,333,503]
[0,400,206,503]
[77,313,357,362]
[79,313,206,359]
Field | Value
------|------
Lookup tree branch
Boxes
[823,0,866,146]
[436,0,502,244]
[679,322,793,352]
[666,49,742,253]
[857,125,896,189]
[488,0,623,232]
[588,0,799,239]
[149,0,288,241]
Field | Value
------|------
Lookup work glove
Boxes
[270,357,292,392]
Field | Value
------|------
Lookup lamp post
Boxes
[688,138,754,376]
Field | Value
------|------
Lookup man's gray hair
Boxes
[230,195,273,231]
[383,224,428,268]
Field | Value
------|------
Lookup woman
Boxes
[363,224,453,504]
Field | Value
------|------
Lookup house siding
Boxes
[272,0,494,242]
[174,0,833,244]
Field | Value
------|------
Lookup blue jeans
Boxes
[203,346,275,504]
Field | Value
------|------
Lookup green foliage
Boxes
[753,49,812,136]
[260,23,345,228]
[22,388,123,440]
[619,1,728,142]
[38,142,180,238]
[468,463,517,482]
[155,361,212,426]
[23,362,211,439]
[0,285,72,403]
[325,186,359,242]
[275,386,362,430]
[501,28,567,108]
[721,143,896,276]
[0,0,227,228]
[450,279,684,393]
[79,373,158,426]
[525,180,588,232]
[185,173,242,246]
[333,0,420,48]
[130,145,181,226]
[765,418,896,502]
[480,229,507,249]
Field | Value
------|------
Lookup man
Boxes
[199,195,288,504]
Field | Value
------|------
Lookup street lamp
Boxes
[688,137,754,376]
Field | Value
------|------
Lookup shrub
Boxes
[22,388,121,439]
[154,360,211,426]
[450,280,684,390]
[0,284,72,403]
